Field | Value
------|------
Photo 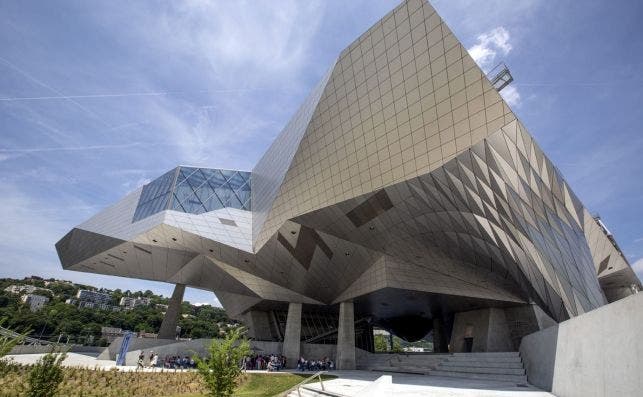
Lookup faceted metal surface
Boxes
[56,0,640,333]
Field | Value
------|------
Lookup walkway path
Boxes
[304,370,555,397]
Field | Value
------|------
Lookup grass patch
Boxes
[233,373,336,397]
[0,365,336,397]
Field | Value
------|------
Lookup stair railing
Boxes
[281,370,326,397]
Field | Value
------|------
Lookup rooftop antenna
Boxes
[488,62,514,92]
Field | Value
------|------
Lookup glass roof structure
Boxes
[132,166,251,222]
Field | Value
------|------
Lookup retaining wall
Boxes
[519,293,643,397]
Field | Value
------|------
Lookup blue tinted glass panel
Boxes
[214,186,234,207]
[227,172,246,190]
[235,190,251,208]
[195,184,215,203]
[132,168,177,222]
[176,167,196,185]
[220,169,235,181]
[187,169,207,190]
[132,166,251,222]
[208,170,227,187]
[174,183,194,204]
[183,197,206,214]
[203,194,224,211]
[226,192,243,209]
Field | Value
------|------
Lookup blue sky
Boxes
[1,0,642,306]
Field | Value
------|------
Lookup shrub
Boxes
[195,327,250,397]
[26,350,67,397]
[0,318,26,377]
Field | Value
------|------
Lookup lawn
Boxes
[168,372,336,397]
[0,366,335,397]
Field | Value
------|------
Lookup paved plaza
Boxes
[5,352,554,396]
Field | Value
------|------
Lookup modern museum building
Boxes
[56,0,641,372]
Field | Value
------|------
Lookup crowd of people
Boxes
[296,356,334,371]
[163,355,196,369]
[136,351,196,370]
[135,350,335,373]
[242,354,287,371]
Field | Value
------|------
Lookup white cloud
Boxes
[632,258,643,280]
[468,26,512,72]
[500,84,521,107]
[468,26,521,107]
[0,153,15,162]
[121,1,325,88]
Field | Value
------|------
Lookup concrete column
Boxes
[281,302,302,368]
[336,301,356,370]
[158,284,185,339]
[432,317,449,353]
[242,310,274,341]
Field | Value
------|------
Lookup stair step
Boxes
[452,352,519,358]
[436,365,525,375]
[445,356,522,364]
[440,360,523,369]
[430,370,527,383]
[362,366,428,375]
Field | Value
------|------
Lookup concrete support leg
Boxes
[158,284,185,339]
[336,301,356,370]
[281,302,302,368]
[432,317,449,353]
[242,310,274,341]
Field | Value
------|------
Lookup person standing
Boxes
[137,351,145,370]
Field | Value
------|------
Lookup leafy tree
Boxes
[27,349,67,397]
[374,334,388,352]
[0,278,234,343]
[195,327,250,397]
[391,337,403,352]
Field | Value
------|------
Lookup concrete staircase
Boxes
[430,352,527,383]
[356,352,449,374]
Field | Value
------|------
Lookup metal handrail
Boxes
[0,325,56,346]
[280,370,326,397]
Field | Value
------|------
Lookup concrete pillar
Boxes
[158,284,185,339]
[281,302,302,368]
[432,317,449,353]
[242,310,274,341]
[336,301,356,370]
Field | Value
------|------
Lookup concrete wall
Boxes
[99,337,335,366]
[520,293,643,397]
[10,345,104,355]
[242,311,274,341]
[504,304,556,350]
[486,308,513,351]
[98,337,176,361]
[450,308,513,352]
[301,343,335,361]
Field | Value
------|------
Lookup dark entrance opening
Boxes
[464,337,473,352]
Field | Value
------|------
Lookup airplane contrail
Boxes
[0,56,111,126]
[0,142,152,153]
[0,88,266,101]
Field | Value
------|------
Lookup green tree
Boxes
[374,334,388,352]
[391,337,403,352]
[27,350,67,397]
[195,327,250,397]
